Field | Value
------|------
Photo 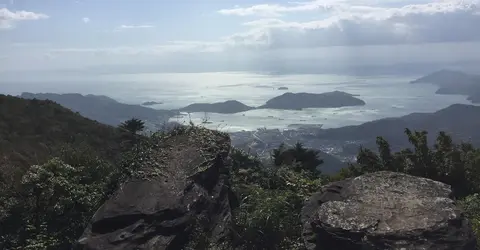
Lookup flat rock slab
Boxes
[301,171,477,250]
[76,127,233,250]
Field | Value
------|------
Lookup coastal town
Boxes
[229,125,360,163]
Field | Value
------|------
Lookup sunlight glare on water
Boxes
[0,72,471,132]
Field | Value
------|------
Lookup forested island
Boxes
[178,91,366,114]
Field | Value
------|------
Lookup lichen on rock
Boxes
[301,171,477,250]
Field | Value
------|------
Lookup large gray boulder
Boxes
[301,171,477,250]
[76,127,234,250]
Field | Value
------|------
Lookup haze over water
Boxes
[0,72,472,132]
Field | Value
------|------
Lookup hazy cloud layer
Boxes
[223,1,480,48]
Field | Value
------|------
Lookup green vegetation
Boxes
[336,129,480,198]
[230,143,326,249]
[0,95,135,175]
[0,136,154,250]
[0,147,114,249]
[1,95,480,249]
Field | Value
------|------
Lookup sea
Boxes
[0,72,473,132]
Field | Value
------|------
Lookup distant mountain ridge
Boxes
[317,103,480,152]
[410,69,480,86]
[410,69,480,103]
[20,92,176,126]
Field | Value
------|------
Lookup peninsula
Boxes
[410,69,480,102]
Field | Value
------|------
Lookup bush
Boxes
[336,129,480,199]
[0,147,116,250]
[460,194,480,243]
[230,146,324,249]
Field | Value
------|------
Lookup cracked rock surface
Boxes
[301,171,477,250]
[76,127,234,250]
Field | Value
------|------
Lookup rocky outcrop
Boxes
[301,171,477,250]
[76,127,235,250]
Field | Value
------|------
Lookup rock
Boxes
[301,171,477,250]
[76,127,235,250]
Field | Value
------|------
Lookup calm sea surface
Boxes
[0,72,472,132]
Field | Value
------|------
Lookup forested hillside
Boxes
[0,95,135,171]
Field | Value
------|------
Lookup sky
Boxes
[1,0,480,75]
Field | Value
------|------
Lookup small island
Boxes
[258,91,365,110]
[179,100,254,114]
[278,87,289,90]
[142,101,163,106]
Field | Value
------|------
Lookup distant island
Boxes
[179,100,255,114]
[278,87,289,90]
[258,91,365,110]
[142,101,163,106]
[410,69,480,103]
[178,91,365,114]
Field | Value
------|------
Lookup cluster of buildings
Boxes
[229,127,359,162]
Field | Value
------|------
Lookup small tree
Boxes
[271,142,323,176]
[119,118,145,134]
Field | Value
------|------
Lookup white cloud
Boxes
[82,17,90,23]
[222,0,480,48]
[218,0,437,17]
[218,0,386,17]
[114,24,155,31]
[0,8,48,29]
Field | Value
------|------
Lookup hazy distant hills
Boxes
[317,104,480,152]
[20,92,176,126]
[179,91,365,114]
[410,69,480,103]
[410,69,480,86]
